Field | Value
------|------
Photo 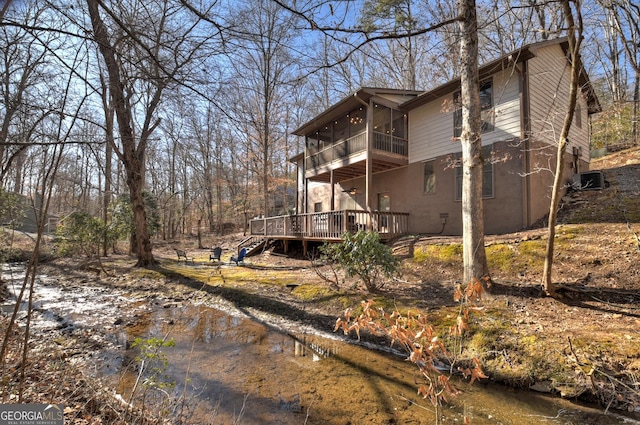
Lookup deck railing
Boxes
[305,131,407,171]
[249,210,409,241]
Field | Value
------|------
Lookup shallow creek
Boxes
[3,264,639,424]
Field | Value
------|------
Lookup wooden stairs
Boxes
[237,236,268,257]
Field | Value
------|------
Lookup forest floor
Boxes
[1,146,640,423]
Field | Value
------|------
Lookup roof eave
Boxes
[292,87,422,136]
[401,48,536,111]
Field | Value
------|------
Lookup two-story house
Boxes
[248,37,601,254]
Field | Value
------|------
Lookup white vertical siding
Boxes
[408,68,522,164]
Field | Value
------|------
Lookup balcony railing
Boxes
[249,210,409,241]
[373,132,408,156]
[305,131,407,171]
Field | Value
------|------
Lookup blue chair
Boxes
[230,247,247,265]
[209,246,222,262]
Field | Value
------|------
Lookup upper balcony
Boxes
[293,88,422,183]
[304,130,409,182]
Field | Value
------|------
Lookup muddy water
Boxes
[104,303,637,425]
[2,265,639,424]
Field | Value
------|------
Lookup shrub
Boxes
[320,230,399,292]
[55,211,106,257]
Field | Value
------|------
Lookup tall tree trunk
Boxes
[459,0,491,287]
[87,0,156,267]
[542,0,582,296]
[215,144,224,234]
[634,74,639,145]
[100,73,114,257]
[102,134,112,257]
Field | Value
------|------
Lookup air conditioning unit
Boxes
[574,171,604,190]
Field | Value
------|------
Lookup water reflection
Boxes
[294,335,338,361]
[3,265,639,424]
[106,303,640,425]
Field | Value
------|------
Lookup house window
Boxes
[423,160,436,194]
[454,145,494,201]
[574,103,582,129]
[349,107,366,135]
[453,79,495,138]
[378,192,390,211]
[317,125,332,151]
[373,103,392,134]
[392,109,407,139]
[314,202,322,212]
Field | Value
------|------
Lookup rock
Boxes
[529,380,554,393]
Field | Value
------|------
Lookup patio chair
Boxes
[175,249,195,264]
[209,246,222,262]
[230,247,247,265]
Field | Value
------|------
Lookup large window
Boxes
[423,160,436,194]
[453,79,495,138]
[372,103,406,138]
[454,145,494,201]
[392,109,407,139]
[334,115,349,142]
[349,107,366,134]
[373,103,391,134]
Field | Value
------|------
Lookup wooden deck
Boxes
[249,210,409,242]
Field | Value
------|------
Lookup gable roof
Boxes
[292,38,601,141]
[401,37,601,114]
[292,87,422,136]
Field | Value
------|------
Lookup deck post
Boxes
[330,170,335,211]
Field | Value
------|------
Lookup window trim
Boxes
[453,78,495,139]
[423,159,436,195]
[454,145,495,201]
[574,103,582,129]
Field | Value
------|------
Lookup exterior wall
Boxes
[403,65,529,234]
[300,42,594,236]
[525,140,590,226]
[306,181,333,212]
[305,140,528,235]
[525,43,592,223]
[409,67,522,162]
[527,43,591,171]
[395,140,526,235]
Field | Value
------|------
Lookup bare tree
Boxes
[0,0,86,393]
[86,0,216,266]
[479,0,563,57]
[228,0,299,217]
[542,0,584,296]
[0,3,58,186]
[458,0,492,286]
[359,0,422,90]
[599,0,640,145]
